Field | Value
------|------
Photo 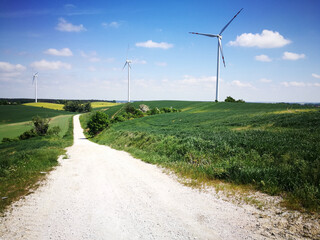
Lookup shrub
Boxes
[19,129,37,140]
[32,116,50,135]
[125,104,136,114]
[87,111,110,136]
[150,107,161,115]
[63,101,92,112]
[225,96,236,102]
[1,137,17,143]
[47,126,61,136]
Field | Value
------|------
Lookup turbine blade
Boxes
[189,32,218,38]
[219,8,243,35]
[123,62,127,70]
[218,38,226,67]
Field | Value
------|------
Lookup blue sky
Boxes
[0,0,319,102]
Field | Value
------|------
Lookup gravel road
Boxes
[0,115,276,239]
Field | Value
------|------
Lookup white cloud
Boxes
[282,51,305,60]
[136,40,173,49]
[259,78,272,83]
[155,62,167,67]
[231,80,254,88]
[102,21,121,28]
[55,18,86,32]
[0,61,26,72]
[44,48,73,56]
[132,59,147,64]
[228,30,291,48]
[30,59,71,70]
[312,73,320,79]
[255,54,272,62]
[0,62,26,82]
[180,75,216,85]
[281,81,320,87]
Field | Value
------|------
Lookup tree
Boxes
[32,116,50,135]
[87,111,110,136]
[225,96,236,102]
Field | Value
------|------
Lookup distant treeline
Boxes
[0,98,117,105]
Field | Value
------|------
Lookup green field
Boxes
[0,105,72,124]
[83,101,320,211]
[0,105,74,212]
[0,105,73,141]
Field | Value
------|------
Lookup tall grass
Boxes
[0,117,73,212]
[91,101,320,211]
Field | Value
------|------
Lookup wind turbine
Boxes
[32,72,38,103]
[190,8,243,102]
[123,51,132,103]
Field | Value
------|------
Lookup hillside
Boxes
[87,101,320,211]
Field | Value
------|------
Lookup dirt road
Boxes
[0,115,288,239]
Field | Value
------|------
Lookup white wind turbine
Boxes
[32,72,39,103]
[123,51,132,103]
[190,8,243,102]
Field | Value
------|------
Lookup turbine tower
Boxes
[123,58,132,103]
[190,8,243,102]
[32,72,38,103]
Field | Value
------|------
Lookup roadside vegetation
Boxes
[81,101,320,212]
[0,105,74,213]
[81,103,180,137]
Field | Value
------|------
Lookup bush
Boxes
[225,96,245,103]
[19,129,37,140]
[125,104,136,114]
[47,126,61,136]
[64,101,92,112]
[1,137,17,143]
[87,111,110,136]
[225,96,236,102]
[32,116,50,135]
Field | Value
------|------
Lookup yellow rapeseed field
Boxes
[91,102,120,108]
[23,102,64,110]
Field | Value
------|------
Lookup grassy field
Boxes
[0,105,74,212]
[0,105,72,124]
[0,105,73,141]
[83,101,320,211]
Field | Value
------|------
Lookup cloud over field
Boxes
[255,54,272,62]
[282,51,305,60]
[0,61,26,72]
[44,48,73,56]
[281,81,320,87]
[30,59,71,70]
[56,18,86,32]
[229,30,291,48]
[0,61,26,81]
[136,40,173,49]
[312,73,320,79]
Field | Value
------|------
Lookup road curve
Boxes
[0,115,263,240]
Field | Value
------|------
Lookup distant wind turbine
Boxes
[190,8,243,102]
[123,48,132,103]
[32,72,39,103]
